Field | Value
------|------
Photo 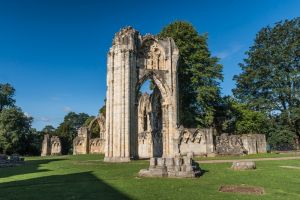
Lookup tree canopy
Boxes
[0,107,34,154]
[0,83,16,112]
[56,112,90,154]
[158,21,223,128]
[233,17,300,149]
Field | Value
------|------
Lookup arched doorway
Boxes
[136,79,164,158]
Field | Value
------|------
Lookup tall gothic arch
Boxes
[105,27,179,162]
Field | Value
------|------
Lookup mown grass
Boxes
[0,154,300,200]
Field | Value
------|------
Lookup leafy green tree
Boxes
[56,112,90,154]
[233,17,300,148]
[26,128,43,156]
[0,107,33,154]
[41,125,56,136]
[99,100,106,116]
[158,21,223,127]
[215,96,269,134]
[0,83,16,112]
[84,116,100,138]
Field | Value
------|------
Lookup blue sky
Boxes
[0,0,299,130]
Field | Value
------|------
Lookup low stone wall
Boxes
[90,138,105,154]
[179,128,215,156]
[139,153,201,178]
[216,133,267,155]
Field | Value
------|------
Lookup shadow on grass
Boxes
[0,171,131,200]
[0,159,64,179]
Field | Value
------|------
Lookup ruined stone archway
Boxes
[136,78,165,158]
[105,27,179,162]
[88,114,106,140]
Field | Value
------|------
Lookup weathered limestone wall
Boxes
[73,114,106,155]
[178,128,215,156]
[50,136,62,155]
[137,93,152,158]
[256,134,267,153]
[105,27,179,162]
[241,134,267,154]
[41,134,51,156]
[90,138,105,154]
[216,133,267,155]
[41,134,62,156]
[73,127,90,155]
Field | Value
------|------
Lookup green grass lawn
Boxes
[0,154,300,200]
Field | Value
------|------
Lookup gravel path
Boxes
[196,156,300,164]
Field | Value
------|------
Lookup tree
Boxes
[99,100,106,116]
[215,96,269,135]
[25,128,43,156]
[0,83,16,112]
[56,112,90,154]
[41,125,56,136]
[233,17,300,148]
[158,21,223,127]
[0,107,33,154]
[84,116,100,138]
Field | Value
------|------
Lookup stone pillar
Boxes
[41,134,51,156]
[205,128,215,154]
[104,27,139,162]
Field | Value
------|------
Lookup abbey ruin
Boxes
[102,27,266,162]
[67,27,267,164]
[41,134,62,156]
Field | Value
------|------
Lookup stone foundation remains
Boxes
[231,161,256,170]
[138,153,201,178]
[0,154,25,167]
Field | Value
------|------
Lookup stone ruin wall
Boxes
[105,27,179,162]
[103,27,267,162]
[50,136,62,155]
[41,134,62,156]
[41,134,51,156]
[178,127,215,156]
[73,114,106,155]
[73,127,90,155]
[216,133,267,155]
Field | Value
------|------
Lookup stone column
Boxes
[104,27,139,162]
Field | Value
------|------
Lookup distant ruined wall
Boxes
[216,133,267,155]
[73,127,90,155]
[241,134,267,154]
[90,138,105,154]
[41,134,62,156]
[73,114,106,155]
[178,127,215,156]
[41,134,51,156]
[50,136,62,155]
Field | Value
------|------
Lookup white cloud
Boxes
[63,106,72,113]
[24,112,31,117]
[36,116,51,123]
[216,44,243,59]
